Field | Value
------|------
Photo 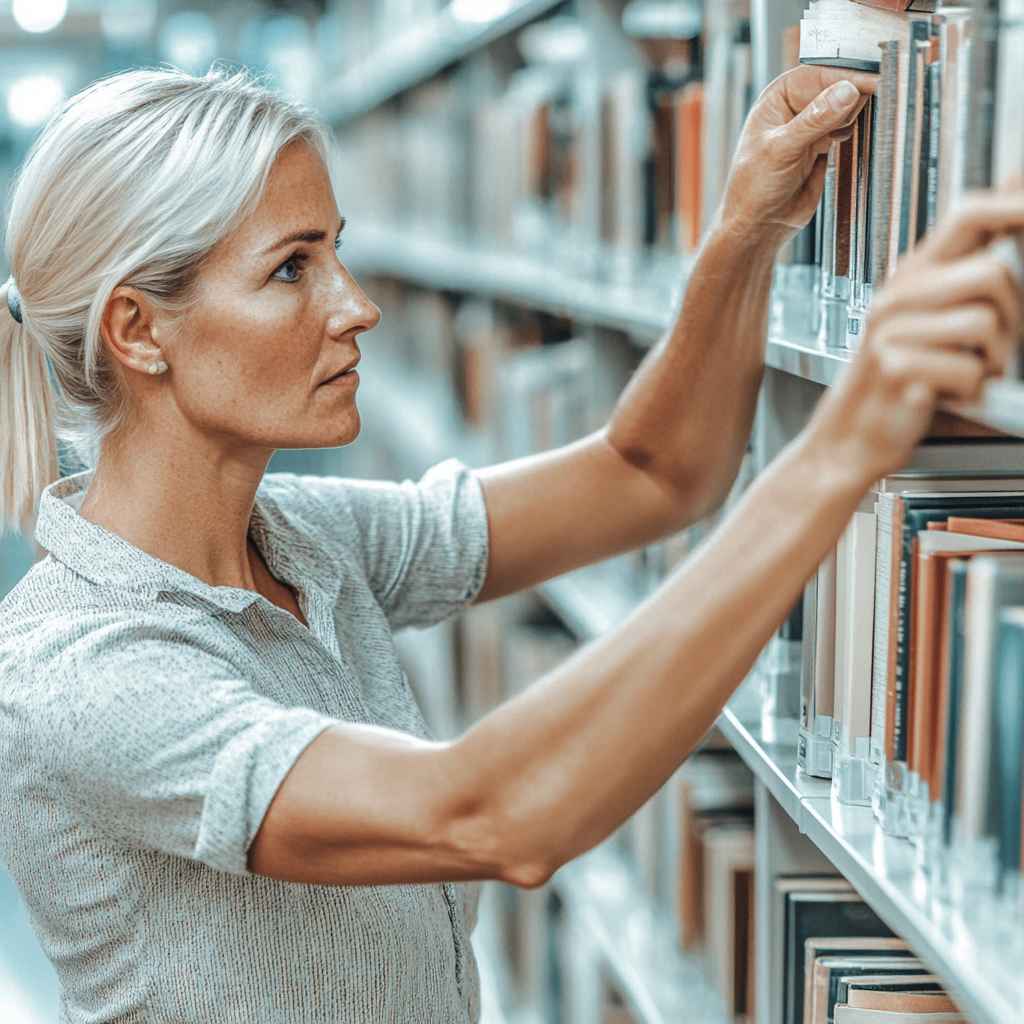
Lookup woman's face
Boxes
[159,139,381,452]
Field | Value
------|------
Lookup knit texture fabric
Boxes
[0,458,491,1023]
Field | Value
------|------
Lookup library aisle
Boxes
[2,2,1024,1024]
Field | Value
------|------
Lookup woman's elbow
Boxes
[438,747,561,890]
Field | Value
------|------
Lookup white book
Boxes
[833,509,878,804]
[799,0,912,72]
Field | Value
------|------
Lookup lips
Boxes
[320,359,360,386]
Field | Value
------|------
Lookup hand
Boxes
[717,65,876,246]
[806,189,1024,488]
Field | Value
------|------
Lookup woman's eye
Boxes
[274,259,301,283]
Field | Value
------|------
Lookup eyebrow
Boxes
[260,215,346,256]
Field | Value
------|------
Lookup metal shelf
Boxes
[551,847,727,1024]
[346,225,1024,438]
[319,0,565,125]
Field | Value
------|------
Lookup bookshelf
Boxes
[322,1,1024,1022]
[322,0,567,124]
[355,349,1024,1024]
[344,229,1024,436]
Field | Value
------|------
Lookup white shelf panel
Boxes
[552,847,727,1024]
[320,0,565,124]
[346,226,1024,437]
[716,700,830,823]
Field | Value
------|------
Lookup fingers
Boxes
[875,250,1024,336]
[777,80,868,155]
[870,306,1013,377]
[876,346,988,404]
[918,190,1024,262]
[774,64,878,118]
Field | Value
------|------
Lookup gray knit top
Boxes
[0,458,491,1023]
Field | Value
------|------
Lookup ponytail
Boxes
[0,278,58,535]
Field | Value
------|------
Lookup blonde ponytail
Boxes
[0,278,58,534]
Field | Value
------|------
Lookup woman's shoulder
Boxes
[0,555,235,688]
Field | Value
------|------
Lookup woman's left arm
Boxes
[474,65,874,603]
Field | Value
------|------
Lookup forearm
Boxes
[452,429,867,882]
[605,220,782,523]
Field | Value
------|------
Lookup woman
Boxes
[0,63,1020,1023]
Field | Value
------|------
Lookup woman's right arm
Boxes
[248,193,1024,890]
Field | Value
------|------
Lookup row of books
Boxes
[331,1,754,287]
[777,0,1024,352]
[792,444,1024,924]
[776,874,965,1024]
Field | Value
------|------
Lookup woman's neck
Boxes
[79,424,274,592]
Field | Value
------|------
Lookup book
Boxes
[799,1,912,72]
[845,976,957,1013]
[703,824,756,1020]
[833,508,879,804]
[835,1011,963,1024]
[782,882,896,1024]
[800,550,838,778]
[954,554,1024,877]
[809,957,925,1024]
[994,609,1024,884]
[804,941,913,1024]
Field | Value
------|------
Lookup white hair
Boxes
[0,62,331,534]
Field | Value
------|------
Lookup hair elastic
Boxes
[4,276,22,324]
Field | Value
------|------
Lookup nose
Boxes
[327,264,381,338]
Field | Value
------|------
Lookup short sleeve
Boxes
[295,458,491,632]
[46,616,337,876]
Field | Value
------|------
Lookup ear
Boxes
[101,285,167,376]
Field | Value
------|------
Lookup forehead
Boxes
[217,140,337,256]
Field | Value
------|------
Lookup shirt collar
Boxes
[34,470,324,614]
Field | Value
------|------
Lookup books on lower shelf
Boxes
[777,873,963,1024]
[784,445,1024,933]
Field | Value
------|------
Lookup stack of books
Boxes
[777,874,963,1024]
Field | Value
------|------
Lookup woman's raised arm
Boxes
[249,192,1024,889]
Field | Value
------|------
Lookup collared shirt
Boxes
[0,458,491,1024]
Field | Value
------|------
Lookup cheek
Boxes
[171,321,312,432]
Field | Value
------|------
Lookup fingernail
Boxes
[827,80,860,112]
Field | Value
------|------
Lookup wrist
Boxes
[791,417,878,507]
[707,208,790,263]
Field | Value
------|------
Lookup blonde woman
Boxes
[0,63,1020,1023]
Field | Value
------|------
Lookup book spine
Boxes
[871,493,893,767]
[871,42,899,287]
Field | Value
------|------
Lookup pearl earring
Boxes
[147,360,168,376]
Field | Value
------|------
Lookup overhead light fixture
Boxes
[7,74,65,127]
[12,0,68,34]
